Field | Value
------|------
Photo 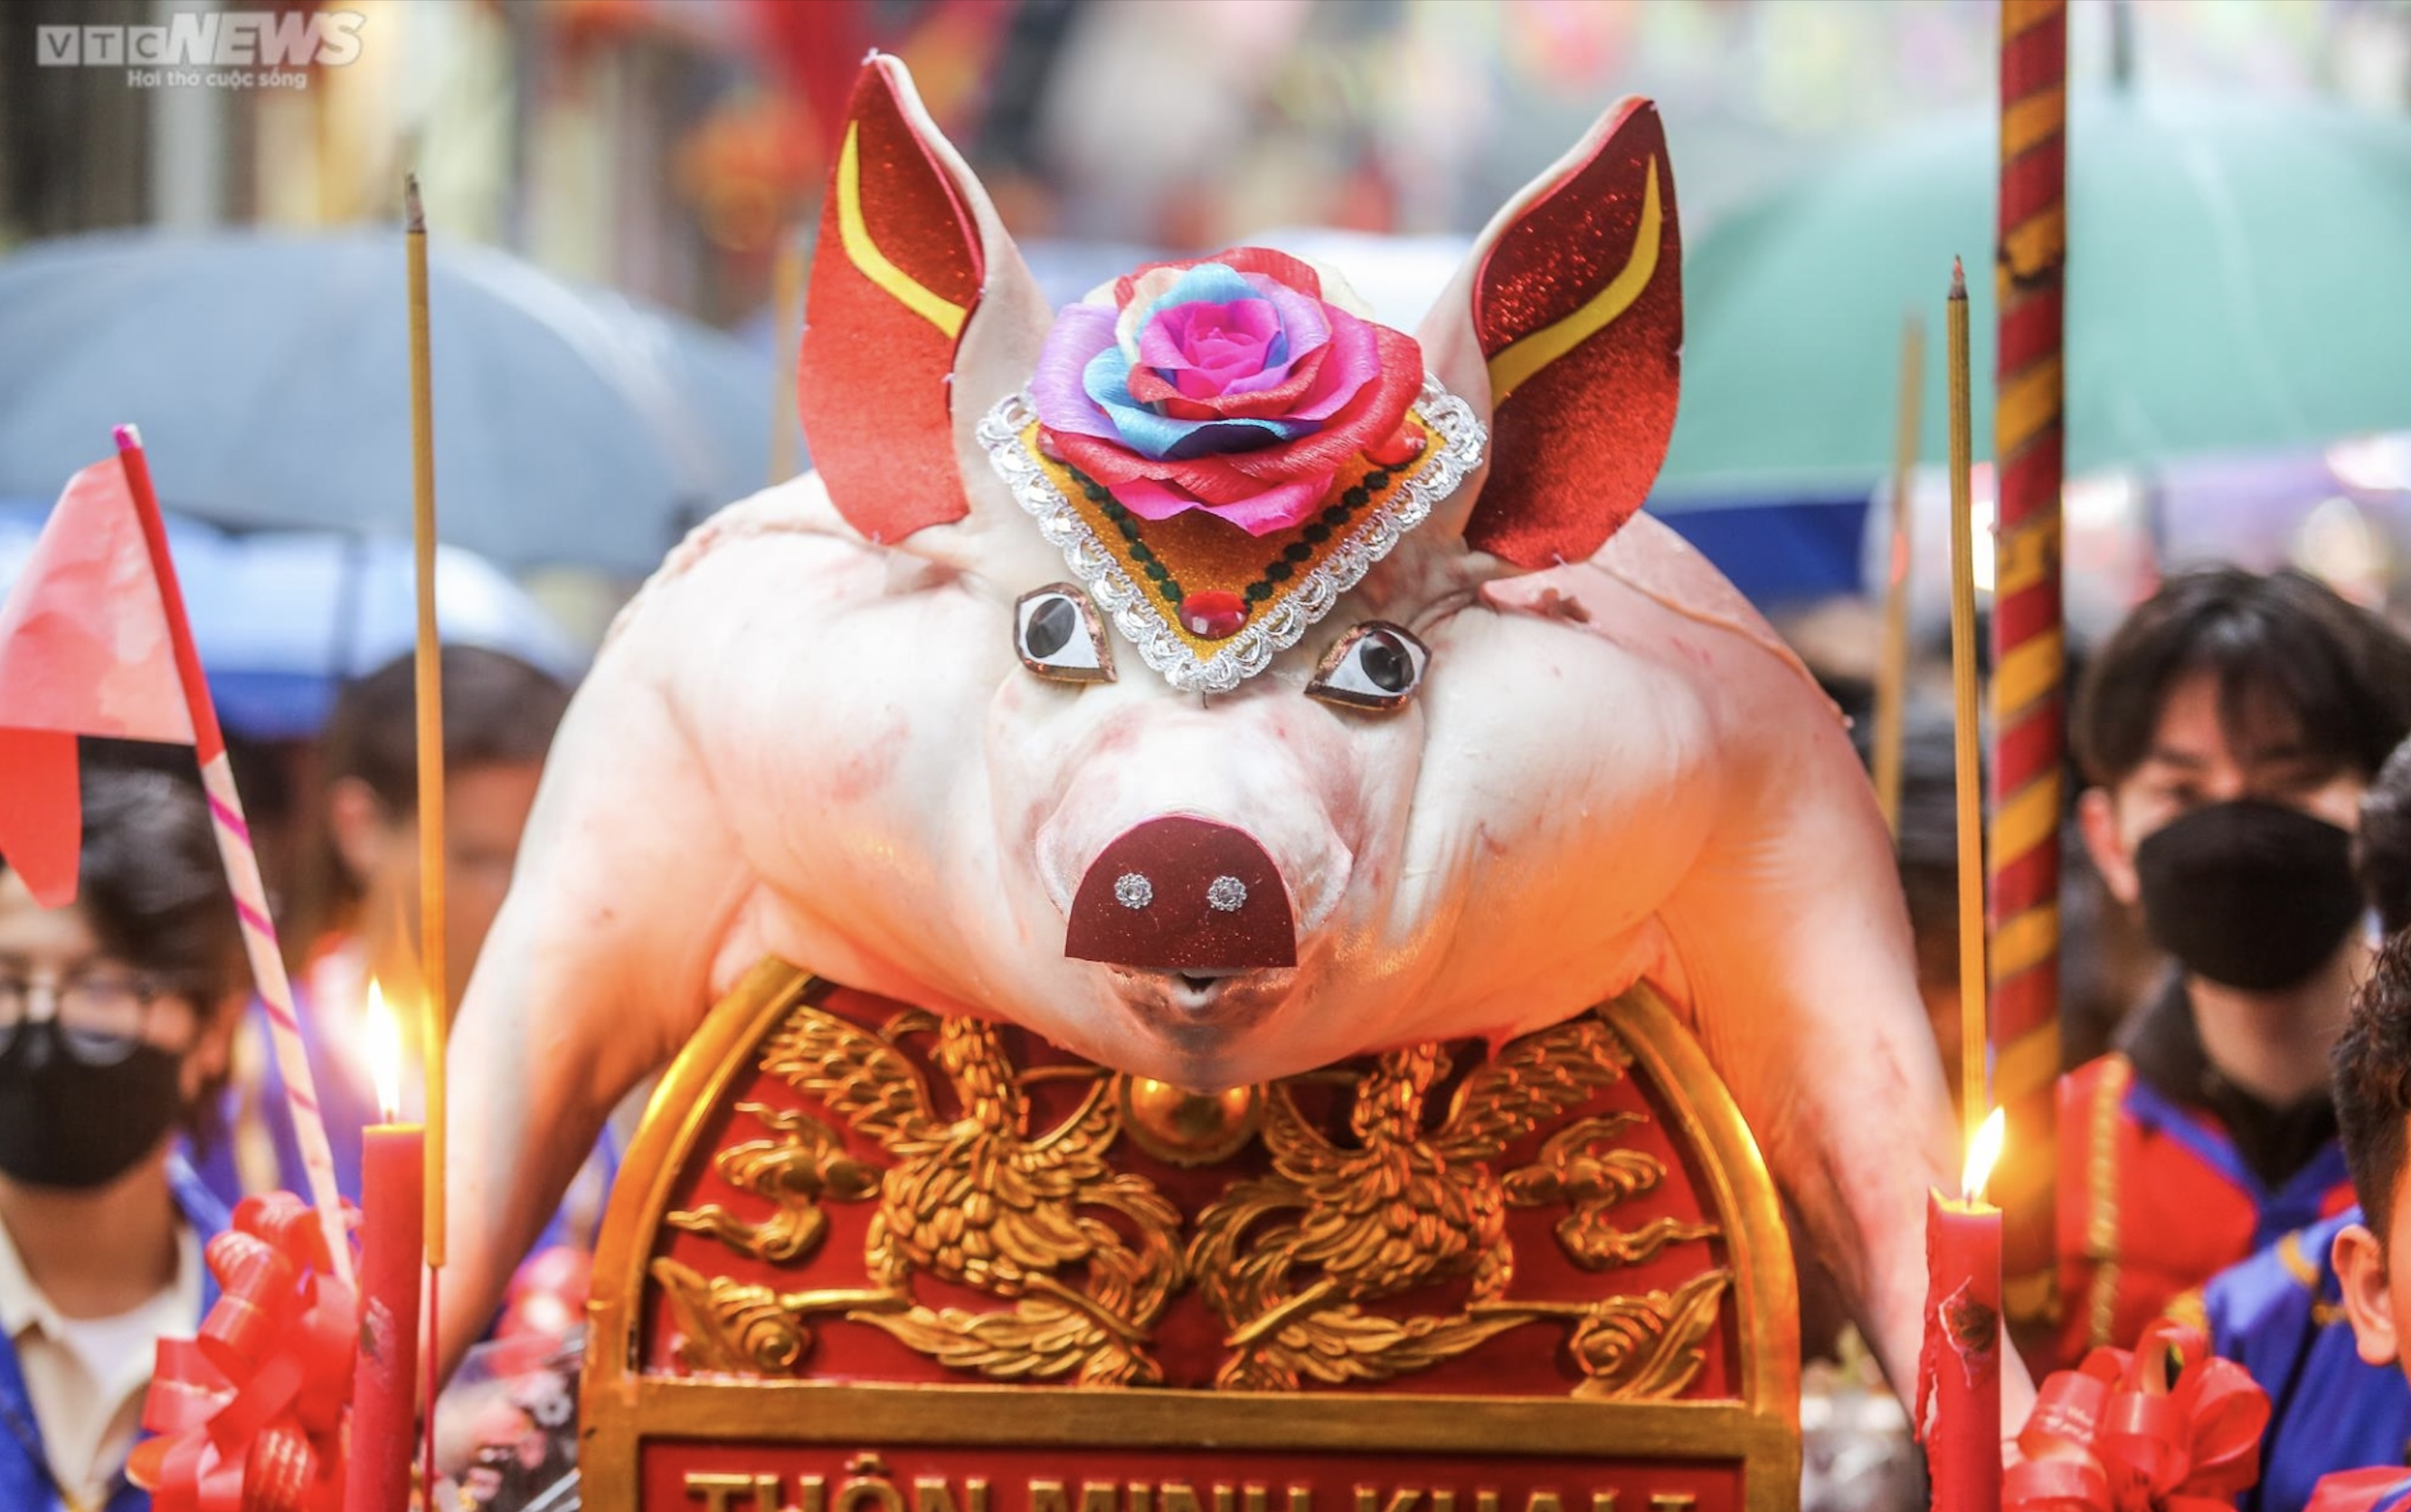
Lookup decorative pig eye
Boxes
[1307,621,1428,713]
[1015,584,1115,684]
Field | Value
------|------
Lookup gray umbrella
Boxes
[0,229,776,574]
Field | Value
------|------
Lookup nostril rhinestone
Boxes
[1206,875,1248,912]
[1114,873,1154,910]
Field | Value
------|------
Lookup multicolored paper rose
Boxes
[1029,248,1424,537]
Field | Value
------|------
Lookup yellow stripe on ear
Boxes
[1486,156,1663,406]
[837,121,970,340]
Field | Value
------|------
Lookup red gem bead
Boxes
[1364,424,1425,468]
[1180,591,1249,639]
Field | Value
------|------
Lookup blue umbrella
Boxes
[0,230,776,575]
[1659,491,1873,610]
[0,499,582,740]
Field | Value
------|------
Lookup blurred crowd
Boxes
[0,646,591,1511]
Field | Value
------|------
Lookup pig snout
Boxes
[1065,817,1297,970]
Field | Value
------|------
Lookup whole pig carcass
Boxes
[444,57,1972,1405]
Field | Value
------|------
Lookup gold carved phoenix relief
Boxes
[650,1001,1729,1399]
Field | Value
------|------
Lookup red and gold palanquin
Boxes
[582,962,1801,1512]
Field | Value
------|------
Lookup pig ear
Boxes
[795,55,1050,545]
[1417,99,1680,571]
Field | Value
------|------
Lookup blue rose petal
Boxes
[1083,344,1310,460]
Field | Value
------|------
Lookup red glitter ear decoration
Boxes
[796,56,986,543]
[1464,99,1681,572]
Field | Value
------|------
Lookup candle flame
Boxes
[367,980,402,1122]
[1962,1106,2006,1202]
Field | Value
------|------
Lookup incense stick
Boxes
[405,171,450,1512]
[769,232,805,485]
[1872,310,1924,839]
[404,175,449,1271]
[1945,260,1986,1152]
[421,1264,442,1509]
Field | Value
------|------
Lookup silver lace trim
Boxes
[978,375,1486,694]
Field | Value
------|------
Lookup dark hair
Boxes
[322,647,571,814]
[74,766,248,1008]
[2361,737,2411,936]
[2337,930,2411,1240]
[2072,568,2411,789]
[291,647,571,953]
[0,751,249,1145]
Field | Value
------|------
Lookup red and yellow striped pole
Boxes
[1990,0,2067,1335]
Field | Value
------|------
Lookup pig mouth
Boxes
[1101,964,1294,1039]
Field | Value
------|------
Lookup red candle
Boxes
[1922,1107,2005,1512]
[345,984,424,1512]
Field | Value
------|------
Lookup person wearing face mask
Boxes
[2055,567,2411,1370]
[0,757,244,1512]
[2160,736,2411,1512]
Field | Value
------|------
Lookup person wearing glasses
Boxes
[0,760,243,1512]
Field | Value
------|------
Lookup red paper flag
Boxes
[0,459,197,905]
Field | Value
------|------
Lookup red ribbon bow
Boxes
[127,1193,359,1512]
[2005,1320,2272,1512]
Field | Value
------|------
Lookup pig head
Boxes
[444,56,1975,1409]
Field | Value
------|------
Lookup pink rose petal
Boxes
[1105,472,1333,537]
[1040,245,1428,540]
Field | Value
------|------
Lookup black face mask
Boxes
[2134,799,2363,994]
[0,1021,184,1189]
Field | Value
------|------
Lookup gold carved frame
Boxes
[581,960,1801,1512]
